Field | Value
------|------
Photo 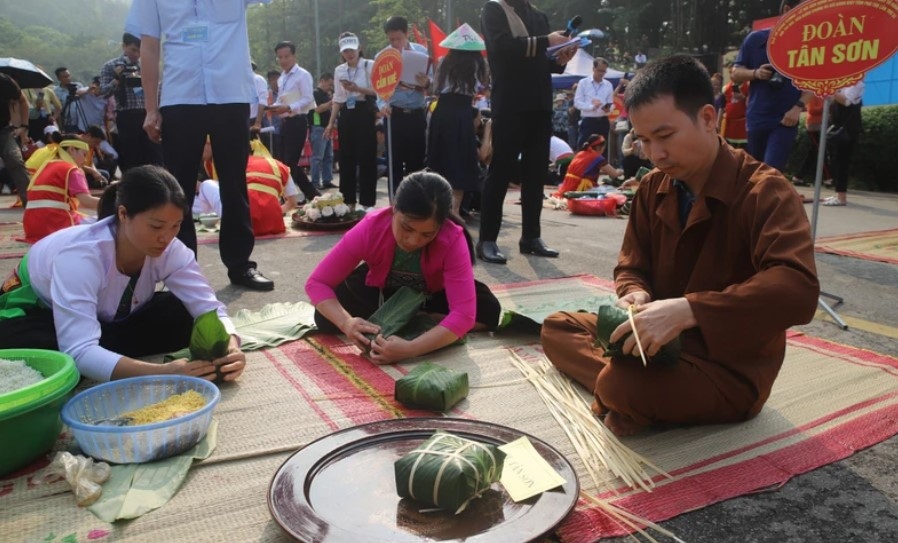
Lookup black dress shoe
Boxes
[519,237,559,258]
[229,268,275,291]
[322,182,339,189]
[476,241,507,264]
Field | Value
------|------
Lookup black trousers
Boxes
[116,109,163,172]
[796,130,830,181]
[280,115,319,201]
[578,116,610,148]
[0,292,193,358]
[386,108,426,193]
[160,103,255,276]
[829,138,855,194]
[480,111,552,242]
[338,107,378,207]
[314,264,502,334]
[0,126,30,205]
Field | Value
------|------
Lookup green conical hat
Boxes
[440,23,486,51]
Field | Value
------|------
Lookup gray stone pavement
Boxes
[1,179,897,542]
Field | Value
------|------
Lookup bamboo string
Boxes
[508,350,668,492]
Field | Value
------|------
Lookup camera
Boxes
[117,61,143,88]
[768,71,785,90]
[66,82,78,95]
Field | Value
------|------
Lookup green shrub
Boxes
[787,104,898,192]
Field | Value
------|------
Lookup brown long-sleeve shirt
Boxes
[615,139,820,413]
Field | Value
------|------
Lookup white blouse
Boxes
[27,217,236,381]
[332,60,374,104]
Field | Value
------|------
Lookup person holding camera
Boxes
[731,0,812,172]
[100,32,163,172]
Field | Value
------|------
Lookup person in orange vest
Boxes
[551,134,623,199]
[719,79,750,147]
[198,138,298,236]
[23,135,100,243]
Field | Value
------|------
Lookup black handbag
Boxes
[826,125,850,145]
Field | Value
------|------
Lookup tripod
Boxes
[808,96,848,331]
[60,92,89,133]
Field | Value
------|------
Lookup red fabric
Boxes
[428,20,449,61]
[552,148,606,198]
[23,161,81,243]
[806,95,825,127]
[246,156,289,236]
[721,82,750,141]
[411,24,426,48]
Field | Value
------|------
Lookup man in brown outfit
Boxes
[541,56,820,436]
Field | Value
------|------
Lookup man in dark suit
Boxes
[477,0,576,264]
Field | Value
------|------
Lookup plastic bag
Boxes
[40,451,111,506]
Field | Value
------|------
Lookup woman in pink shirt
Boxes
[306,172,500,364]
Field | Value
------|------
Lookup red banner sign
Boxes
[372,48,402,102]
[768,0,898,96]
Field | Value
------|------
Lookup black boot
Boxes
[476,241,507,264]
[519,238,559,258]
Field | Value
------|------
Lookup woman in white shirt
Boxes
[323,32,379,211]
[0,165,246,383]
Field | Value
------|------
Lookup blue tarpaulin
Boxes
[864,55,898,106]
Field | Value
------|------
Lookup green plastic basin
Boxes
[0,349,80,476]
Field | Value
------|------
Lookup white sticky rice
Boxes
[0,360,46,395]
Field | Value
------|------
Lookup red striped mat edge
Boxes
[815,228,898,265]
[558,331,898,543]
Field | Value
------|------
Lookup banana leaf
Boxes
[364,287,427,345]
[395,362,469,411]
[498,295,616,333]
[231,301,317,351]
[189,311,231,361]
[594,303,680,366]
[394,431,505,514]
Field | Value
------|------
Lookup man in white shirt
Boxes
[269,40,320,202]
[573,58,614,148]
[249,60,270,135]
[126,0,275,291]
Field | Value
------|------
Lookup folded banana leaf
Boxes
[190,310,231,361]
[364,287,427,347]
[395,431,505,514]
[594,303,680,366]
[395,363,469,412]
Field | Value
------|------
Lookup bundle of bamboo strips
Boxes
[579,491,687,543]
[508,350,667,492]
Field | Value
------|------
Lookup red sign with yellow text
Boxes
[768,0,898,96]
[372,48,402,102]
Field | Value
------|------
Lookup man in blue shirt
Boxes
[126,0,274,291]
[379,16,430,194]
[732,0,811,172]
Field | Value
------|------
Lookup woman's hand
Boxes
[341,317,381,352]
[368,335,414,365]
[212,339,246,382]
[165,358,217,380]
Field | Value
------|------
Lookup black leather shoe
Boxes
[476,241,507,264]
[229,268,275,291]
[519,237,559,258]
[322,182,339,189]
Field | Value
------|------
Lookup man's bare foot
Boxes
[604,411,646,437]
